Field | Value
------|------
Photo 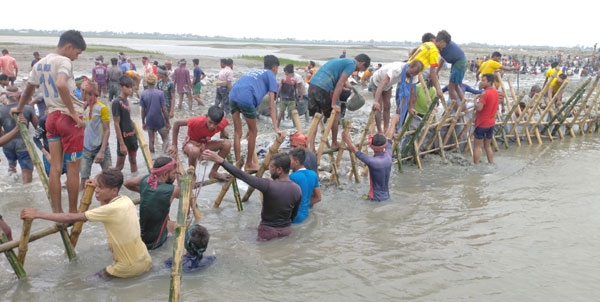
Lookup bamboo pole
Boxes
[497,74,522,147]
[393,114,414,172]
[169,167,194,302]
[17,219,33,265]
[528,80,570,145]
[401,96,439,158]
[316,111,337,168]
[0,223,69,253]
[349,109,375,180]
[1,231,26,279]
[306,113,322,149]
[319,119,341,184]
[579,85,600,135]
[241,133,285,202]
[134,121,154,174]
[291,109,304,135]
[360,121,376,177]
[548,88,586,135]
[213,155,244,210]
[565,73,600,135]
[331,119,351,184]
[175,156,201,220]
[69,185,95,248]
[13,114,77,260]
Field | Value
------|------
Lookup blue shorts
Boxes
[3,150,33,170]
[474,126,494,139]
[43,154,67,175]
[450,57,467,84]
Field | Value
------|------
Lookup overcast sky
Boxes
[4,0,595,48]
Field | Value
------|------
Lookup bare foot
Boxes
[209,171,229,181]
[330,142,340,150]
[244,163,260,172]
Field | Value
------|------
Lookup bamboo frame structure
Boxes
[241,133,285,202]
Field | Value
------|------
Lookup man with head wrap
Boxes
[289,131,317,174]
[124,156,180,249]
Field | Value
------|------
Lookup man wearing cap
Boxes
[342,114,399,202]
[124,156,179,250]
[173,59,196,110]
[289,131,317,174]
[140,73,170,153]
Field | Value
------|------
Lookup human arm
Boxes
[169,119,188,156]
[310,187,322,206]
[21,208,87,224]
[162,103,170,131]
[290,194,301,221]
[124,175,145,193]
[0,218,11,241]
[465,85,483,95]
[112,115,128,155]
[500,65,519,72]
[141,107,147,130]
[331,73,350,113]
[429,66,444,100]
[372,75,390,112]
[202,150,270,192]
[385,114,400,140]
[407,83,418,116]
[94,120,110,163]
[474,94,485,112]
[342,128,358,153]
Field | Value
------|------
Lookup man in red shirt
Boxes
[473,73,499,164]
[169,105,230,179]
[0,49,18,85]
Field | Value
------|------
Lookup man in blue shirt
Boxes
[308,54,370,150]
[229,55,283,171]
[436,30,467,111]
[289,149,321,223]
[140,73,170,153]
[342,114,399,201]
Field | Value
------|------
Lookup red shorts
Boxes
[46,111,84,154]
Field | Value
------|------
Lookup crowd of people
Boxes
[0,29,587,280]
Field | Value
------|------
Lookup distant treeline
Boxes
[0,28,593,50]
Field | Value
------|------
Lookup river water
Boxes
[0,36,599,301]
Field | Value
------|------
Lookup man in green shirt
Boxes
[124,157,180,250]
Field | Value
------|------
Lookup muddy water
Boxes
[1,97,600,301]
[0,36,599,301]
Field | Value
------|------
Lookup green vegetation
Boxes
[238,55,317,67]
[30,44,161,55]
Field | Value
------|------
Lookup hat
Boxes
[178,59,187,65]
[346,87,365,111]
[146,73,158,85]
[290,131,307,147]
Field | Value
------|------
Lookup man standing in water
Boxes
[124,157,179,250]
[473,73,499,164]
[13,30,86,213]
[202,150,301,241]
[342,114,400,202]
[21,168,152,279]
[289,149,321,224]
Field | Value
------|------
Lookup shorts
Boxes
[45,111,84,154]
[279,100,296,112]
[3,149,33,170]
[8,76,16,82]
[193,82,202,95]
[42,153,67,175]
[117,133,139,156]
[80,147,112,178]
[474,126,494,139]
[257,224,291,241]
[230,100,257,119]
[450,57,467,84]
[308,84,333,118]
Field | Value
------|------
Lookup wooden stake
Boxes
[331,119,351,184]
[1,231,26,279]
[565,73,600,135]
[316,111,337,168]
[349,109,375,180]
[69,185,95,248]
[134,121,154,174]
[241,133,285,202]
[319,119,341,184]
[17,219,33,265]
[291,109,304,134]
[213,156,244,210]
[169,167,194,302]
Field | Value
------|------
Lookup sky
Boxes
[4,0,596,48]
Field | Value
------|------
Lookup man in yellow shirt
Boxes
[21,168,152,279]
[476,52,519,82]
[543,62,562,88]
[548,74,568,109]
[407,32,449,114]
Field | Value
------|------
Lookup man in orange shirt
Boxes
[0,49,18,85]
